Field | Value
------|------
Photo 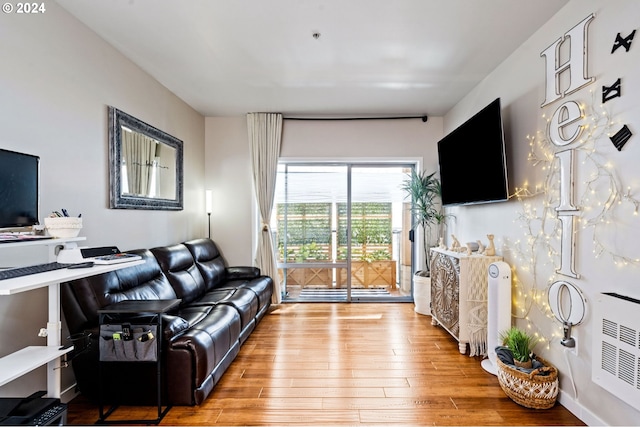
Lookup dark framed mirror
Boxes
[108,106,183,210]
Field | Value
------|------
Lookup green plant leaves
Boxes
[499,327,539,362]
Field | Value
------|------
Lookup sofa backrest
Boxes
[183,238,228,291]
[150,243,207,304]
[61,249,176,334]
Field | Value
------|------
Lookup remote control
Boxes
[121,323,132,341]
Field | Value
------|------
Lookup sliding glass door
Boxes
[273,162,415,302]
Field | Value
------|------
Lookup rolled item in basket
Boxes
[495,346,550,376]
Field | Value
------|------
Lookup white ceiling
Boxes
[56,0,568,118]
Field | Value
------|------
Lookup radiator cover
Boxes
[592,292,640,411]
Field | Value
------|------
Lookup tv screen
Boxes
[0,149,40,229]
[437,98,509,206]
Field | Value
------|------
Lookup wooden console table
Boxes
[430,248,502,355]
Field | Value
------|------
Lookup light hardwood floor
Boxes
[66,303,585,425]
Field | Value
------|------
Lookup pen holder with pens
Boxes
[44,217,83,238]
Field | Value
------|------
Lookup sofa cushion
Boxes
[183,238,227,290]
[191,289,236,305]
[182,286,258,336]
[167,304,241,388]
[228,276,273,314]
[218,288,259,330]
[173,304,216,328]
[151,244,207,304]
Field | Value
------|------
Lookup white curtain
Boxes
[247,113,282,304]
[122,130,158,196]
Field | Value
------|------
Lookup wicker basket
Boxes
[496,355,559,409]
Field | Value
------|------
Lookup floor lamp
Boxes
[205,190,213,239]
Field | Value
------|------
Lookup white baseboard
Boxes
[558,389,606,426]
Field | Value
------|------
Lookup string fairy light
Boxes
[507,90,640,345]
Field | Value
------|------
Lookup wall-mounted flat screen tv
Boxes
[437,98,509,206]
[0,149,40,229]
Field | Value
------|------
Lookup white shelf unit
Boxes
[0,346,75,388]
[0,237,144,398]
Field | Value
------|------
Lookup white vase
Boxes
[413,274,431,315]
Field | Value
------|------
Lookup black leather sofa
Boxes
[60,238,273,406]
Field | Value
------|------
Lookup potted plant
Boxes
[499,326,539,368]
[495,326,559,409]
[401,169,447,315]
[401,169,445,275]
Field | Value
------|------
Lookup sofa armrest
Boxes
[162,314,190,341]
[225,266,261,280]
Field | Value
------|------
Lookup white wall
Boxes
[0,3,205,397]
[204,116,444,267]
[445,1,640,424]
[204,117,255,266]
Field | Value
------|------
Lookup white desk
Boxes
[0,237,144,397]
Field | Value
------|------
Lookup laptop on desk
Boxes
[56,246,142,265]
[80,247,142,264]
[89,252,142,265]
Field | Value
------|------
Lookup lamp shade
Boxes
[205,190,213,214]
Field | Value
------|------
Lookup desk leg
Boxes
[47,283,62,398]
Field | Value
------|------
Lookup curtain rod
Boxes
[284,115,428,122]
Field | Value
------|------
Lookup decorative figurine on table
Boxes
[485,234,496,256]
[477,240,486,255]
[438,236,446,249]
[450,234,461,251]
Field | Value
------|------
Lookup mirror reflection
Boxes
[120,126,177,199]
[108,106,183,210]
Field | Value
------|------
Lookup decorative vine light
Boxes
[508,90,640,346]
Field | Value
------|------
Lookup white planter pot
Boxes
[413,274,431,315]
